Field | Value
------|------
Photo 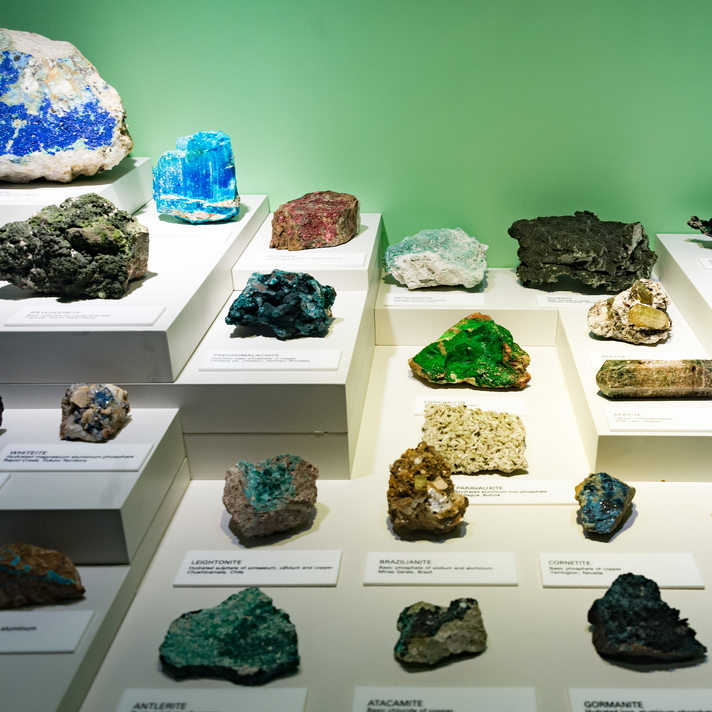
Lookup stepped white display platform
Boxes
[0,157,152,226]
[556,302,712,480]
[0,195,269,383]
[232,213,382,291]
[0,408,186,563]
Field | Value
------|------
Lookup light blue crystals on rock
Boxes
[384,227,488,289]
[152,131,240,223]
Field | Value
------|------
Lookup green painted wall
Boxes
[3,1,712,265]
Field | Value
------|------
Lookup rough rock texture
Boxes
[588,280,672,345]
[422,403,527,474]
[395,598,487,665]
[223,454,318,537]
[271,191,359,250]
[387,441,468,533]
[0,193,149,299]
[225,269,336,339]
[688,216,712,237]
[153,131,240,223]
[588,573,706,662]
[384,228,488,289]
[160,588,299,684]
[409,313,531,389]
[596,359,712,398]
[0,542,85,609]
[509,211,657,292]
[0,394,3,427]
[575,472,635,534]
[0,29,133,183]
[60,383,130,442]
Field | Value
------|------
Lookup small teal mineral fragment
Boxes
[574,472,635,534]
[153,131,240,223]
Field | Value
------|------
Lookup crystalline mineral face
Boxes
[596,359,712,398]
[688,216,712,237]
[0,542,85,609]
[409,313,531,389]
[60,383,130,442]
[422,403,527,474]
[588,573,706,662]
[394,598,487,666]
[588,279,672,345]
[0,192,149,299]
[0,29,133,183]
[384,227,488,289]
[575,472,635,534]
[223,454,318,537]
[225,269,336,339]
[270,191,359,250]
[159,588,299,685]
[387,441,468,533]
[509,211,657,292]
[152,131,240,223]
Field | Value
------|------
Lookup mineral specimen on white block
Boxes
[60,383,130,442]
[0,29,133,183]
[384,228,488,289]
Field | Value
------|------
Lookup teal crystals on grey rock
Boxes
[575,472,635,535]
[223,454,319,536]
[159,588,299,684]
[384,227,488,289]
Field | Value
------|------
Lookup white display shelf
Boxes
[0,195,269,383]
[0,408,186,564]
[0,156,152,226]
[556,304,712,481]
[232,213,383,291]
[375,268,608,347]
[1,458,190,712]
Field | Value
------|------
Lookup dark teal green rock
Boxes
[575,472,635,534]
[160,588,299,684]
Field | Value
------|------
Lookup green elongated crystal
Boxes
[409,313,530,389]
[596,359,712,398]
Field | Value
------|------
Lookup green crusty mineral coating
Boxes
[409,313,531,388]
[0,192,148,299]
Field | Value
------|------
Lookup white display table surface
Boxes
[0,195,269,383]
[232,213,382,291]
[0,157,152,226]
[0,408,186,563]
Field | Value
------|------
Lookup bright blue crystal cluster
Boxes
[152,131,239,223]
[575,471,635,534]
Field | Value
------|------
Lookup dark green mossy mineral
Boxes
[575,472,635,535]
[588,573,706,663]
[159,588,299,684]
[0,193,149,299]
[409,313,531,388]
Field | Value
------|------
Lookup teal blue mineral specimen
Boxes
[226,270,336,339]
[152,131,239,223]
[575,472,635,534]
[159,588,299,684]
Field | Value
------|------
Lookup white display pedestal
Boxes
[0,195,269,383]
[0,408,186,563]
[0,157,152,226]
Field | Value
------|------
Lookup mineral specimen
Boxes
[588,280,671,345]
[159,588,299,684]
[0,542,85,609]
[588,573,706,662]
[395,598,487,666]
[226,270,336,339]
[223,454,318,537]
[60,383,130,442]
[0,29,132,183]
[271,191,359,250]
[0,193,149,299]
[384,228,488,289]
[575,472,635,535]
[596,359,712,398]
[509,211,657,292]
[153,131,240,223]
[387,441,468,533]
[409,313,531,389]
[0,394,3,427]
[688,216,712,237]
[422,403,527,474]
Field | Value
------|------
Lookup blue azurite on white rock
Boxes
[0,29,133,183]
[152,131,240,223]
